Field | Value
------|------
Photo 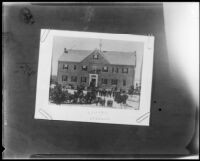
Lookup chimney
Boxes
[64,48,68,54]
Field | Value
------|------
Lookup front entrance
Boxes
[89,74,98,87]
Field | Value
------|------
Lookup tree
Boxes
[76,85,84,98]
[128,85,135,95]
[114,92,122,103]
[121,94,128,104]
[114,92,128,105]
[49,84,66,104]
[84,92,93,104]
[87,81,97,102]
[84,86,97,104]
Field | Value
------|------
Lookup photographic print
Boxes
[35,30,154,126]
[50,36,143,110]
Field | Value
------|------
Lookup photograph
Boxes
[3,2,199,159]
[49,36,144,110]
[34,29,154,126]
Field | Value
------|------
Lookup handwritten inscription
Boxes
[88,111,110,121]
[88,111,107,115]
[89,117,110,121]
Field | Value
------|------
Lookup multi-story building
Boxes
[57,48,136,91]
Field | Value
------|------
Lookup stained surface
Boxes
[3,3,196,158]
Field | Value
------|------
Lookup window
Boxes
[74,65,77,70]
[71,76,77,82]
[122,68,128,73]
[123,80,126,86]
[112,67,114,73]
[102,66,108,72]
[115,68,118,73]
[111,79,118,85]
[93,54,99,59]
[82,65,87,71]
[92,66,97,72]
[102,78,108,84]
[62,75,68,81]
[81,77,87,82]
[63,64,68,69]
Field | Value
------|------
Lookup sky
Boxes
[51,36,144,84]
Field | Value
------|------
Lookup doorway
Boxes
[89,74,98,87]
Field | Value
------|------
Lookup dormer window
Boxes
[63,64,68,69]
[93,54,99,59]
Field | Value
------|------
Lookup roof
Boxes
[58,50,91,62]
[101,51,136,66]
[58,49,136,66]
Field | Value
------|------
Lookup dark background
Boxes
[3,3,198,158]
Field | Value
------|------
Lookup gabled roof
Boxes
[58,50,92,62]
[58,49,136,66]
[101,51,136,66]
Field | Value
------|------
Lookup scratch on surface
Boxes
[85,7,94,22]
[38,108,53,120]
[40,29,50,43]
[83,7,95,31]
[136,112,150,123]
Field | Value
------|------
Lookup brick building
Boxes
[57,48,136,91]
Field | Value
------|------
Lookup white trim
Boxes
[89,74,98,87]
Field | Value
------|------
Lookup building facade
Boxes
[57,49,136,91]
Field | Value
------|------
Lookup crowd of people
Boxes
[97,88,119,98]
[50,80,141,107]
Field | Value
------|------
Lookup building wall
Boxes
[57,55,135,91]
